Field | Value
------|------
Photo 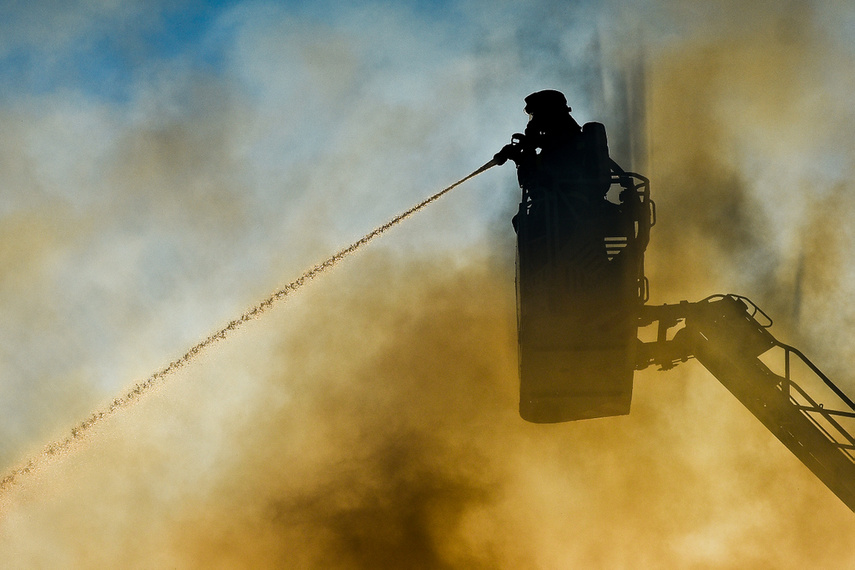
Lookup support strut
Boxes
[637,294,855,512]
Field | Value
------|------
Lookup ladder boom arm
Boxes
[638,295,855,512]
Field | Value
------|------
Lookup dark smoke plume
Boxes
[3,1,855,568]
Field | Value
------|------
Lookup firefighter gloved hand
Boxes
[493,146,513,165]
[493,133,526,166]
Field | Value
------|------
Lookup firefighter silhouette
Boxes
[495,90,613,232]
[497,90,642,423]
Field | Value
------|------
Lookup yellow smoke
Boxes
[2,252,854,568]
[2,2,855,568]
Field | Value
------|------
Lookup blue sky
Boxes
[0,1,237,101]
[0,0,471,102]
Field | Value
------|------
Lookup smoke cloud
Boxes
[1,0,855,568]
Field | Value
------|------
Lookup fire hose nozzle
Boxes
[493,133,526,166]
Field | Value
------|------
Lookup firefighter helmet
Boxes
[523,90,571,115]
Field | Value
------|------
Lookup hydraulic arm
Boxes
[638,294,855,512]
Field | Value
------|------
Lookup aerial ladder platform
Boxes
[497,88,855,512]
[638,295,855,512]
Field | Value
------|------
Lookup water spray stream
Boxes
[0,159,498,494]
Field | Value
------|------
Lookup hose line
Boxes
[0,158,498,492]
